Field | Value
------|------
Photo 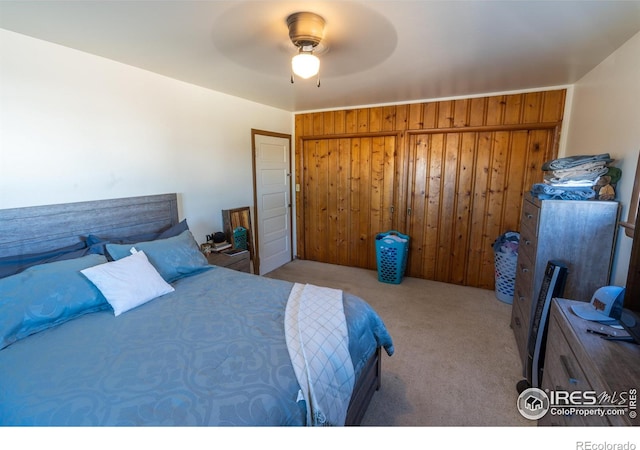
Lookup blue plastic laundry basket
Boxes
[233,227,248,250]
[375,231,410,284]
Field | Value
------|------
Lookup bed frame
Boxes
[0,193,381,426]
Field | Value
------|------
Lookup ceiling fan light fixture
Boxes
[286,12,325,48]
[287,12,325,85]
[292,49,320,79]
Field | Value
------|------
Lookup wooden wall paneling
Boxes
[346,109,358,134]
[394,106,410,233]
[413,132,436,279]
[437,101,454,128]
[469,97,487,127]
[436,132,461,281]
[300,135,398,269]
[422,102,437,129]
[303,114,314,136]
[294,89,566,290]
[316,138,331,263]
[294,114,304,260]
[504,95,523,124]
[354,137,370,268]
[523,92,543,123]
[369,107,383,132]
[394,133,408,234]
[406,134,428,277]
[334,110,346,134]
[523,129,555,192]
[409,103,424,130]
[503,131,529,231]
[369,138,383,266]
[486,95,506,126]
[466,132,493,287]
[425,135,441,276]
[357,108,370,133]
[323,111,335,135]
[396,104,409,131]
[336,138,351,265]
[382,106,396,132]
[344,137,358,266]
[382,136,397,235]
[541,90,566,122]
[450,132,476,284]
[453,99,469,128]
[311,112,323,135]
[425,134,445,278]
[302,139,320,261]
[435,132,459,281]
[480,131,510,287]
[360,136,395,269]
[367,137,388,267]
[326,138,340,264]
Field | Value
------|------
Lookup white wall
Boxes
[0,29,292,244]
[563,30,640,287]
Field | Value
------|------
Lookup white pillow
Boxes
[81,250,175,316]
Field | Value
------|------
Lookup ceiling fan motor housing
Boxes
[287,12,325,48]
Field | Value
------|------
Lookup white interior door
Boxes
[253,132,292,275]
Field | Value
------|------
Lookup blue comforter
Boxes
[0,266,393,426]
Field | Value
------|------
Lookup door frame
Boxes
[251,129,294,275]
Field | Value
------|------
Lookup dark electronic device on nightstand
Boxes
[616,309,640,344]
[618,191,640,345]
[517,260,568,393]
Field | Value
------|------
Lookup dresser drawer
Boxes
[515,251,534,293]
[510,296,529,375]
[518,226,538,262]
[206,251,251,273]
[513,276,532,313]
[539,313,610,426]
[224,257,251,273]
[544,314,593,393]
[520,199,540,237]
[512,247,535,370]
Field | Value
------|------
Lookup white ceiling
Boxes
[1,1,640,112]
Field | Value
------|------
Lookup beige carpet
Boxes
[266,259,534,427]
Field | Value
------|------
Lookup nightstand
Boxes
[206,249,250,273]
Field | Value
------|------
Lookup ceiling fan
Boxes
[287,11,326,87]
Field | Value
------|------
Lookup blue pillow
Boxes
[157,219,189,239]
[87,219,189,256]
[106,230,210,283]
[0,241,88,279]
[0,254,109,350]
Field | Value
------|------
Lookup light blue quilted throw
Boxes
[285,283,355,426]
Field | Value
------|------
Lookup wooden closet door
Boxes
[302,135,397,269]
[406,129,555,287]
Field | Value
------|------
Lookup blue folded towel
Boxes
[541,154,612,171]
[531,183,595,201]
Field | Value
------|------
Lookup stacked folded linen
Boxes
[531,153,619,201]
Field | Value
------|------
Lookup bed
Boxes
[0,194,394,426]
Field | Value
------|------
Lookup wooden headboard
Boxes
[0,194,178,258]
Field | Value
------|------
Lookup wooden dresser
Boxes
[510,194,619,373]
[538,299,640,426]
